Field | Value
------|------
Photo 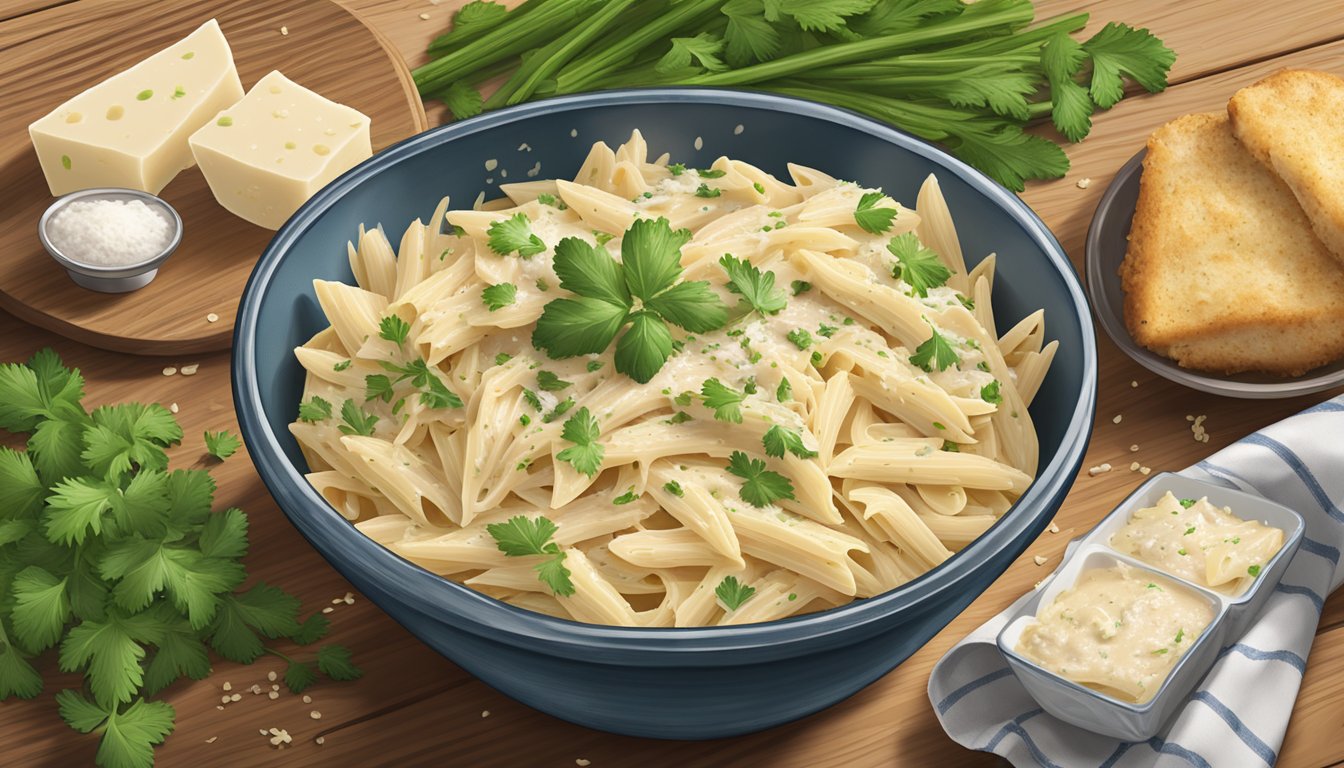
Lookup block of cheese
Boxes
[189,71,372,230]
[28,19,244,196]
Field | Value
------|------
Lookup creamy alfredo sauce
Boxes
[1015,564,1214,703]
[1109,492,1284,595]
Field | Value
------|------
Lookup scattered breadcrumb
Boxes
[206,312,220,323]
[1047,522,1059,534]
[343,592,355,605]
[216,705,225,711]
[526,161,542,177]
[1033,580,1045,590]
[169,402,179,414]
[331,598,343,605]
[1112,414,1122,424]
[734,124,745,135]
[162,367,176,376]
[1191,414,1210,443]
[303,695,312,704]
[316,737,326,745]
[419,12,431,19]
[251,684,263,695]
[518,142,532,152]
[576,761,591,767]
[310,710,322,720]
[230,693,241,702]
[180,363,199,376]
[694,136,704,150]
[268,691,280,700]
[1032,555,1048,566]
[1130,444,1139,452]
[1186,414,1194,421]
[268,671,278,682]
[205,737,217,744]
[279,25,288,36]
[322,606,334,614]
[222,682,232,692]
[1129,461,1140,471]
[220,695,230,704]
[1130,380,1138,388]
[1140,466,1152,475]
[1076,177,1092,189]
[260,729,269,736]
[1087,463,1112,476]
[481,710,491,718]
[268,728,292,747]
[272,684,280,692]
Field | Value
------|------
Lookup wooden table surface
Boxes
[4,1,1344,766]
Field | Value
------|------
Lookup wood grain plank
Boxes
[0,0,426,356]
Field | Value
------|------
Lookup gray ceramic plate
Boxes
[1085,149,1344,398]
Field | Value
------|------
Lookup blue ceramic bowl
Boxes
[232,88,1097,740]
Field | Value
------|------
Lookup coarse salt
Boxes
[280,26,288,36]
[48,199,172,267]
[316,736,326,745]
[170,403,179,413]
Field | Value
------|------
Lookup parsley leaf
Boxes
[643,280,729,333]
[790,280,811,296]
[701,378,745,423]
[909,324,960,372]
[762,425,817,459]
[854,190,898,234]
[338,399,378,436]
[284,660,318,693]
[656,32,729,74]
[1084,22,1176,109]
[442,80,484,119]
[487,213,546,258]
[980,380,1003,404]
[316,645,363,681]
[694,183,721,198]
[663,480,684,497]
[615,312,675,384]
[555,406,603,477]
[485,515,574,596]
[720,254,787,315]
[536,370,572,392]
[612,489,640,505]
[203,430,241,460]
[1041,32,1093,142]
[622,217,692,301]
[786,328,814,350]
[379,315,410,347]
[57,692,175,768]
[888,233,952,297]
[715,575,757,611]
[776,378,792,402]
[481,282,517,311]
[297,396,332,423]
[11,566,71,652]
[553,237,630,307]
[726,450,795,507]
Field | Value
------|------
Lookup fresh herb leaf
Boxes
[485,515,574,596]
[715,575,756,611]
[701,378,745,423]
[1041,32,1093,142]
[536,370,572,392]
[481,282,518,311]
[57,692,174,768]
[556,406,603,477]
[776,378,792,402]
[790,280,811,296]
[719,254,787,315]
[980,380,1002,405]
[487,213,546,258]
[786,328,814,350]
[442,80,484,119]
[854,190,898,234]
[1179,498,1197,509]
[888,233,952,297]
[338,399,378,436]
[332,359,352,372]
[203,430,241,460]
[694,183,721,198]
[612,489,640,505]
[553,236,630,307]
[316,645,362,681]
[1083,22,1176,109]
[726,450,795,508]
[656,32,729,74]
[615,312,675,384]
[663,480,684,497]
[297,396,332,423]
[1248,564,1261,577]
[379,315,410,347]
[909,324,959,372]
[762,425,817,459]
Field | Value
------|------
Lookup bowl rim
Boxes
[233,87,1098,656]
[1085,148,1344,399]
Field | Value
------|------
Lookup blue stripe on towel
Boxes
[1190,691,1277,766]
[1275,582,1325,613]
[1216,643,1307,674]
[1304,400,1344,414]
[1145,736,1214,768]
[979,710,1067,768]
[1242,433,1344,523]
[1098,742,1136,768]
[934,667,1013,714]
[1192,461,1253,491]
[1299,535,1341,566]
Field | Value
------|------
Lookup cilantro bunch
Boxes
[414,0,1175,191]
[533,217,728,383]
[0,350,360,768]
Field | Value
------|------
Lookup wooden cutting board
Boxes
[0,0,427,356]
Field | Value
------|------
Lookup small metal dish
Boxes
[1085,149,1344,398]
[38,188,183,293]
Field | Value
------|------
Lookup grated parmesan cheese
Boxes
[48,199,173,266]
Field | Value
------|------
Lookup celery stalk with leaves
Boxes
[0,350,361,768]
[414,0,1176,191]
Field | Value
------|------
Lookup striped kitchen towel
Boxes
[928,395,1344,767]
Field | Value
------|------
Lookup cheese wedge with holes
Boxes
[28,19,244,196]
[188,71,372,229]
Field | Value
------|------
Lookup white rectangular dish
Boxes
[995,472,1304,740]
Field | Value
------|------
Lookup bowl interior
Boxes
[237,89,1096,646]
[1085,149,1344,398]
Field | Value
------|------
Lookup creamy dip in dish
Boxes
[1109,492,1284,595]
[1015,563,1215,703]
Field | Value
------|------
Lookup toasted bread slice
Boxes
[1120,112,1344,376]
[1228,69,1344,263]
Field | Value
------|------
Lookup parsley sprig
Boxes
[0,350,360,768]
[485,516,575,596]
[719,254,786,316]
[888,233,952,297]
[726,450,795,508]
[555,406,603,477]
[487,212,546,258]
[854,191,898,234]
[715,575,756,611]
[909,323,960,372]
[533,217,728,383]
